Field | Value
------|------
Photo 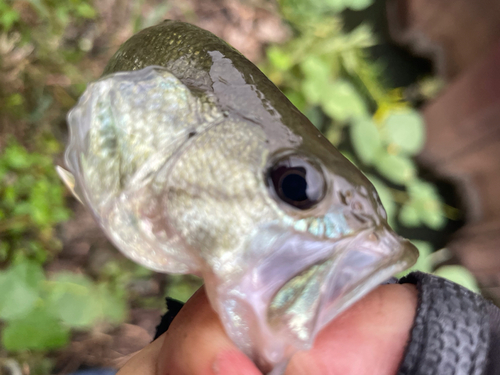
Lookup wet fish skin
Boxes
[64,20,418,373]
[99,20,384,267]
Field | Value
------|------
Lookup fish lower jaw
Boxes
[208,226,418,373]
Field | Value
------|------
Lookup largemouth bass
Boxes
[60,20,418,374]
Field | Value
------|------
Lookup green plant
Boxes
[0,139,69,264]
[0,262,125,352]
[0,141,126,357]
[0,0,97,149]
[0,0,96,34]
[0,0,129,356]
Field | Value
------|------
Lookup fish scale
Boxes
[167,119,277,264]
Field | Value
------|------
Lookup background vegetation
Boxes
[0,0,477,373]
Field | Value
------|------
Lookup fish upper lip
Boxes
[266,226,414,336]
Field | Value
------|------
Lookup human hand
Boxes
[117,283,417,375]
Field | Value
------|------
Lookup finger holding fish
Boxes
[116,284,417,375]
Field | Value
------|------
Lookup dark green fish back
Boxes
[104,21,229,91]
[103,20,371,191]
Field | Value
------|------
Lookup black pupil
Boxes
[268,156,325,210]
[281,170,308,202]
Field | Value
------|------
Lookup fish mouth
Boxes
[215,225,418,370]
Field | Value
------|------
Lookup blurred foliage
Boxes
[0,141,126,358]
[0,139,69,264]
[0,263,126,352]
[0,0,478,372]
[0,0,130,360]
[0,0,94,148]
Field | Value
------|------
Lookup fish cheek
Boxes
[164,119,278,272]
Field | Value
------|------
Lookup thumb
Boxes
[157,287,261,375]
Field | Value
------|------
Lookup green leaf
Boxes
[284,90,307,112]
[47,273,100,328]
[166,282,197,303]
[300,55,331,82]
[406,180,446,230]
[302,77,325,105]
[47,273,126,327]
[340,50,359,74]
[420,209,446,230]
[0,276,38,320]
[95,283,127,324]
[325,125,342,146]
[267,46,294,71]
[76,3,96,19]
[399,203,421,227]
[407,180,439,201]
[384,110,425,155]
[4,143,32,170]
[351,118,383,165]
[323,0,345,12]
[29,178,70,226]
[346,0,374,10]
[304,106,323,129]
[0,262,44,320]
[0,6,19,31]
[434,266,479,293]
[13,260,45,288]
[2,307,69,351]
[166,275,204,303]
[321,80,367,122]
[6,93,24,110]
[374,152,416,184]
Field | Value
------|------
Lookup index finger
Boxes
[118,284,416,375]
[286,283,417,374]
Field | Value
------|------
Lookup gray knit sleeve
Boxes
[398,272,499,375]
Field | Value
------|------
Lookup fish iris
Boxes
[269,155,325,210]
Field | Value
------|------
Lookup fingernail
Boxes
[212,349,262,375]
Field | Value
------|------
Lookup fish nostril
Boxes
[351,201,363,211]
[358,186,368,197]
[339,190,353,205]
[367,232,379,242]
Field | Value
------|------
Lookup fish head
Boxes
[201,117,419,370]
[62,21,419,373]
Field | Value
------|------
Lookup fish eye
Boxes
[268,155,326,210]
